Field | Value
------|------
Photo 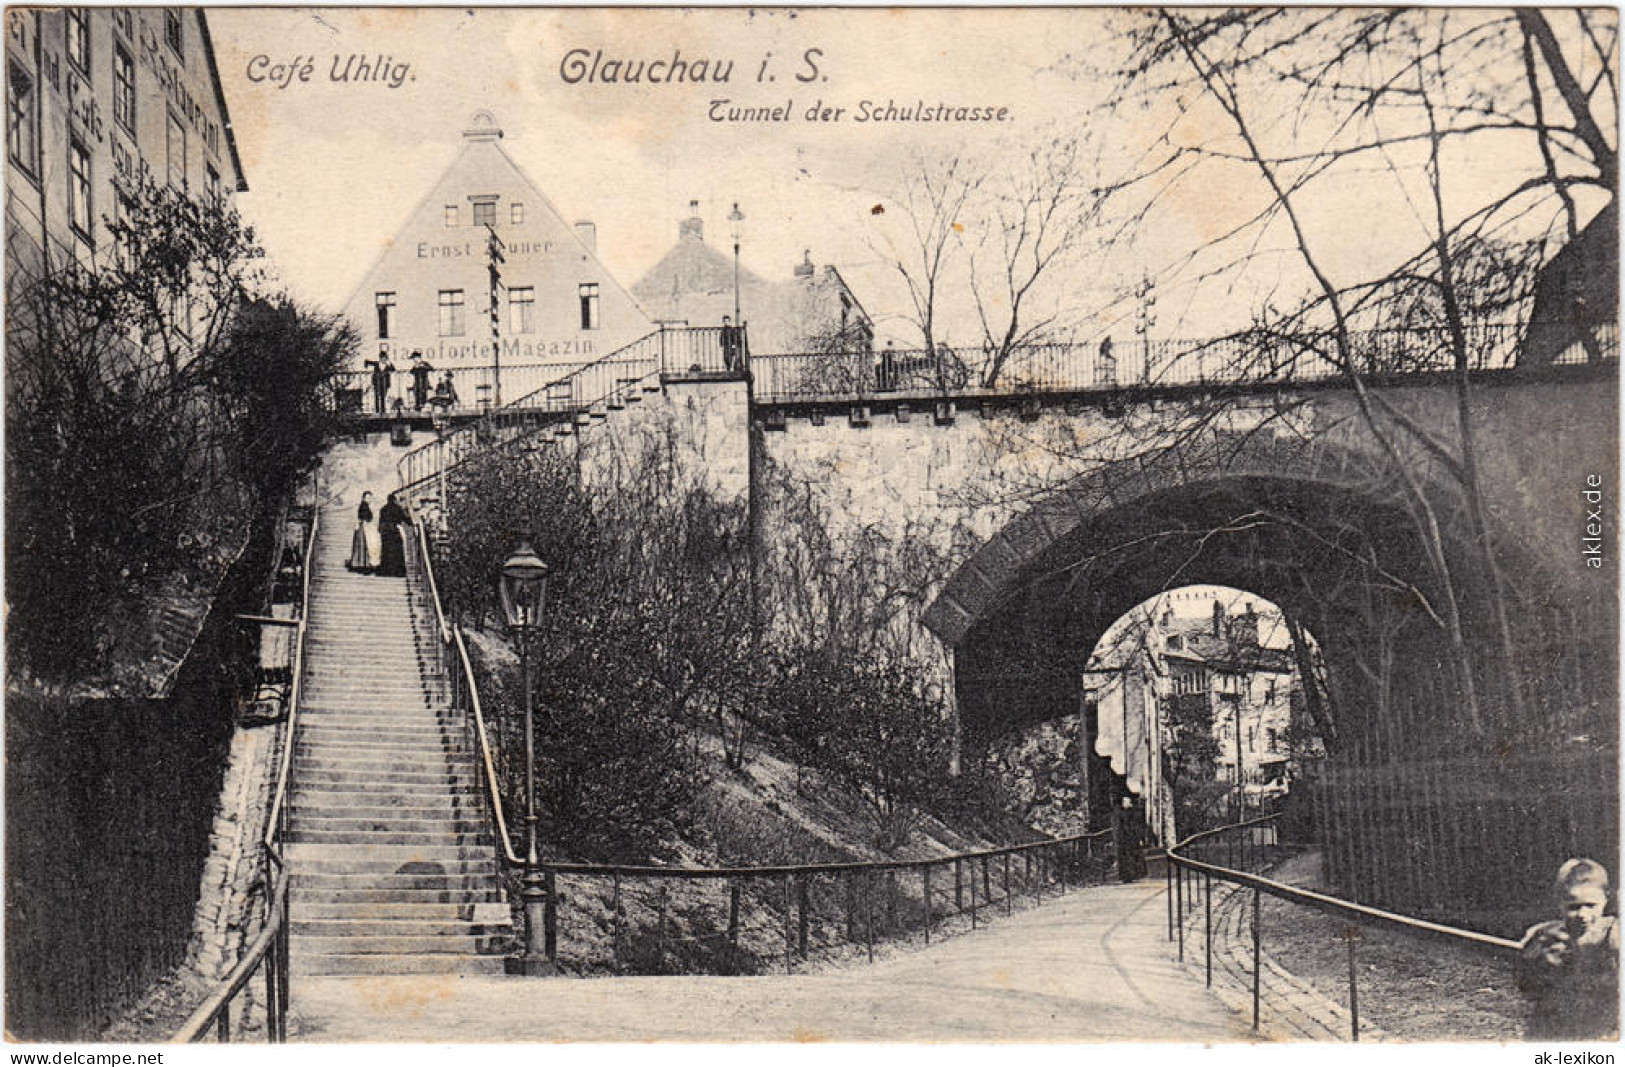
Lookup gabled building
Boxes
[1088,596,1319,844]
[340,111,651,403]
[6,7,246,277]
[631,200,873,354]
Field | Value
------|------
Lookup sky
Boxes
[208,8,1127,343]
[206,7,1613,350]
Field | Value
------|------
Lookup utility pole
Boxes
[487,223,505,407]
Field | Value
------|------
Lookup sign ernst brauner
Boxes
[4,6,1616,1055]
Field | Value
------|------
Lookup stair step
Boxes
[294,754,476,773]
[298,697,437,710]
[298,710,460,724]
[290,934,503,955]
[292,780,486,798]
[287,829,492,847]
[293,794,484,813]
[283,856,500,877]
[291,902,504,921]
[290,953,508,977]
[295,746,470,763]
[290,918,509,938]
[299,723,462,739]
[293,765,480,783]
[291,877,505,896]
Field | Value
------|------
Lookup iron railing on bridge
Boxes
[751,321,1616,404]
[1164,814,1521,1042]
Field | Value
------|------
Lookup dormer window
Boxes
[1166,634,1184,651]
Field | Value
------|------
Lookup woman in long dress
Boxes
[377,493,410,578]
[348,492,380,573]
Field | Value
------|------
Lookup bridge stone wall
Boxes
[570,378,751,504]
[757,377,1611,627]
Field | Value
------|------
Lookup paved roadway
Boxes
[287,880,1254,1043]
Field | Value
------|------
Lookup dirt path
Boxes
[288,880,1255,1042]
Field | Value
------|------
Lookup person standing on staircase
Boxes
[377,493,410,578]
[348,492,379,574]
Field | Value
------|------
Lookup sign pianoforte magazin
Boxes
[4,5,1617,1048]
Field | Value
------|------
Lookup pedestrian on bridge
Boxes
[410,352,434,410]
[432,370,459,411]
[370,351,395,415]
[1518,858,1619,1040]
[721,315,746,374]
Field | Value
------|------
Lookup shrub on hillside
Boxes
[5,178,350,684]
[442,437,754,862]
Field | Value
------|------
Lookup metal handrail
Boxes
[395,329,665,491]
[261,508,319,861]
[1169,818,1520,951]
[171,880,289,1043]
[1163,812,1518,1040]
[411,517,521,869]
[173,507,318,1043]
[546,828,1112,880]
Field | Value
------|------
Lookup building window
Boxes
[206,163,221,200]
[472,200,495,228]
[165,9,184,57]
[113,44,136,132]
[166,111,187,187]
[7,61,37,177]
[578,283,600,330]
[511,203,524,225]
[509,287,534,334]
[67,138,92,238]
[66,9,90,74]
[438,289,465,337]
[444,204,458,227]
[375,292,396,339]
[112,8,132,37]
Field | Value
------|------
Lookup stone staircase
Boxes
[285,497,511,976]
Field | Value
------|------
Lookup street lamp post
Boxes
[728,201,745,324]
[498,541,551,976]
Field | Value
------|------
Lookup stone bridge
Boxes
[403,335,1617,924]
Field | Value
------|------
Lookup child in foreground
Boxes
[1518,858,1619,1041]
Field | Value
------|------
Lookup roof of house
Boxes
[631,207,873,353]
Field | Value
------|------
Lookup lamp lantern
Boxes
[498,541,549,632]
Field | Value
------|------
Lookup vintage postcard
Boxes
[4,5,1618,1051]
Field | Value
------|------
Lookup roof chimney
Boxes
[463,109,503,141]
[574,220,596,252]
[679,199,704,241]
[793,248,815,280]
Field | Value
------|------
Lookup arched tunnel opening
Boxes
[952,474,1617,934]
